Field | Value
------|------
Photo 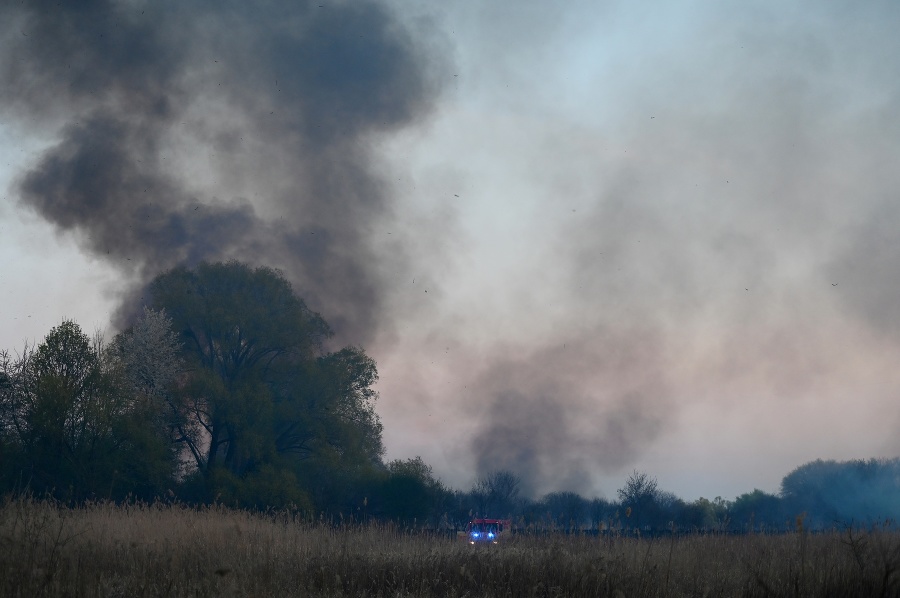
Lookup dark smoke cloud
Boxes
[18,115,262,271]
[1,0,443,344]
[468,331,668,497]
[8,0,900,500]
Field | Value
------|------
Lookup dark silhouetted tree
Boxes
[617,470,659,529]
[470,470,522,518]
[378,457,448,524]
[781,458,900,527]
[541,491,588,530]
[150,262,331,477]
[588,497,614,530]
[730,489,784,531]
[149,261,383,508]
[0,320,175,499]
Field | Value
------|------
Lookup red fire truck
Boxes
[464,518,511,544]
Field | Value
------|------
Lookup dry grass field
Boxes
[1,496,898,597]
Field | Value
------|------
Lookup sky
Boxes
[2,0,900,502]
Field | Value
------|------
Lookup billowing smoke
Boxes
[381,0,900,498]
[468,331,668,497]
[7,0,900,500]
[0,0,442,344]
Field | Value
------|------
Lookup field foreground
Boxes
[1,497,898,597]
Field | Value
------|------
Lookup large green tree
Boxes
[149,261,384,506]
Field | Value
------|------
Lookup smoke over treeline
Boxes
[467,331,669,497]
[0,0,442,344]
[386,0,900,497]
[5,0,900,500]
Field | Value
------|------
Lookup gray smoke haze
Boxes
[468,330,668,497]
[0,0,442,344]
[374,0,900,498]
[5,0,900,500]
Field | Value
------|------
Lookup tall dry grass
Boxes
[1,495,898,597]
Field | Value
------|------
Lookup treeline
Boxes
[450,462,900,534]
[0,262,393,514]
[1,261,898,532]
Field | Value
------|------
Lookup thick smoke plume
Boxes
[8,0,900,500]
[467,331,668,497]
[0,0,441,344]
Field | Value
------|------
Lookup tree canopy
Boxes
[149,261,383,506]
[0,261,386,509]
[0,319,174,499]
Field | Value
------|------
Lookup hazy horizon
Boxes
[2,0,900,502]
